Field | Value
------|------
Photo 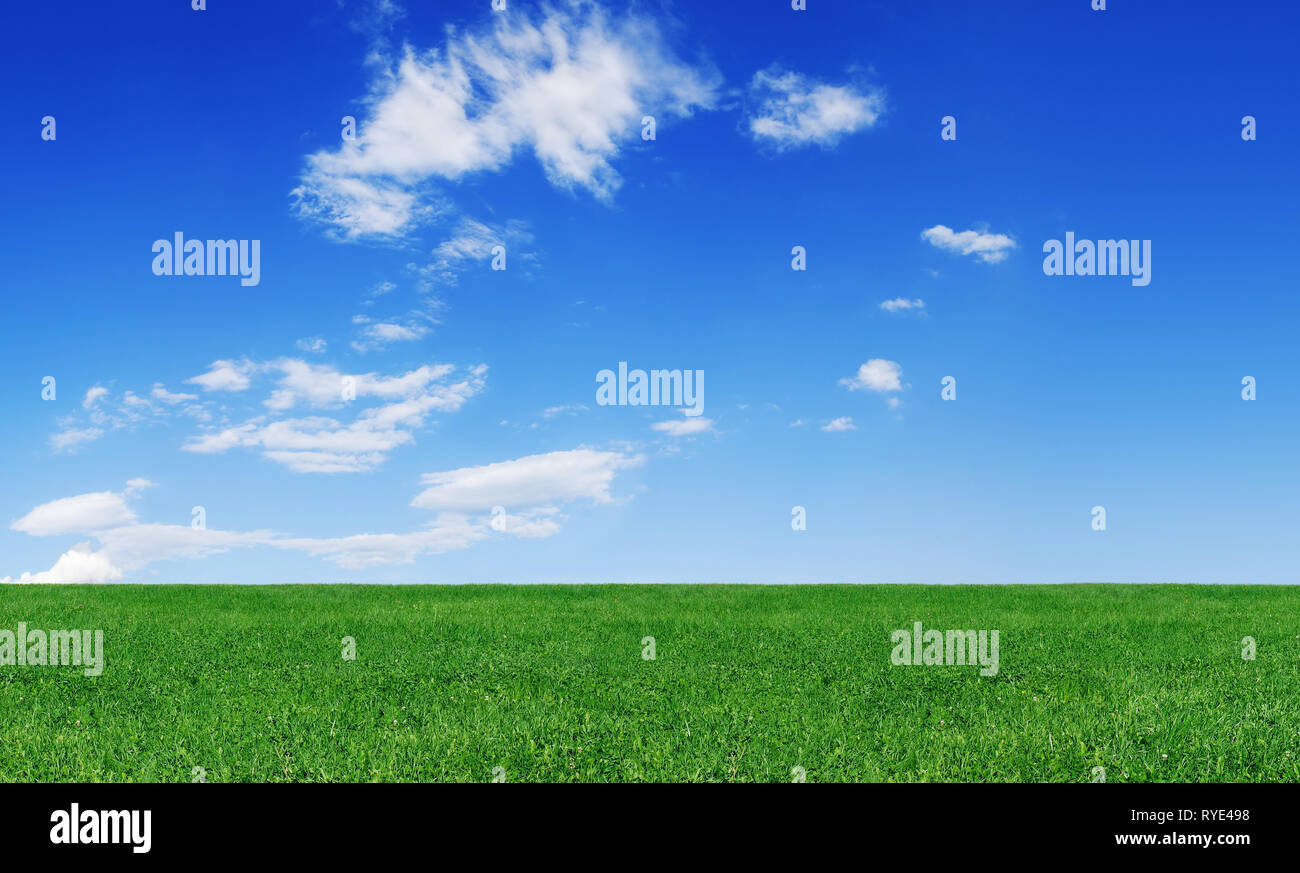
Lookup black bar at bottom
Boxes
[0,783,1281,859]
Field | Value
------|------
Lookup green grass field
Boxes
[1,584,1296,782]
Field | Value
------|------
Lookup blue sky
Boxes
[3,0,1297,584]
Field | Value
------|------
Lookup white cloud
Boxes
[10,489,137,537]
[296,336,328,354]
[351,321,431,353]
[840,359,903,393]
[747,67,884,150]
[921,225,1016,264]
[412,448,641,511]
[542,403,588,418]
[821,417,857,432]
[4,524,280,585]
[82,386,109,408]
[275,448,638,568]
[260,360,457,410]
[1,480,288,583]
[419,218,535,288]
[151,383,198,404]
[183,362,488,473]
[50,427,105,453]
[273,515,488,569]
[47,351,478,463]
[651,417,715,437]
[3,548,123,585]
[5,449,639,579]
[91,523,276,569]
[51,381,213,453]
[494,507,563,539]
[880,297,924,313]
[187,359,258,392]
[293,3,720,238]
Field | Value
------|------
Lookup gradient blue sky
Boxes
[3,0,1298,584]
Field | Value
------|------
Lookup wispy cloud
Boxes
[350,320,431,353]
[52,383,212,453]
[292,2,720,239]
[412,448,641,511]
[50,427,105,453]
[418,218,535,289]
[3,481,273,584]
[82,386,109,408]
[296,336,328,354]
[651,416,715,437]
[184,361,488,473]
[151,384,198,404]
[542,403,588,418]
[4,450,642,580]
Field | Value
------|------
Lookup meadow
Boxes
[0,584,1296,782]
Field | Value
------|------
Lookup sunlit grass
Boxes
[1,584,1296,782]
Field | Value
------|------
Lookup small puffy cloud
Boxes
[880,297,924,313]
[187,359,258,392]
[822,417,857,432]
[10,488,137,537]
[840,359,903,393]
[412,448,641,511]
[747,67,884,150]
[651,417,715,437]
[921,225,1016,264]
